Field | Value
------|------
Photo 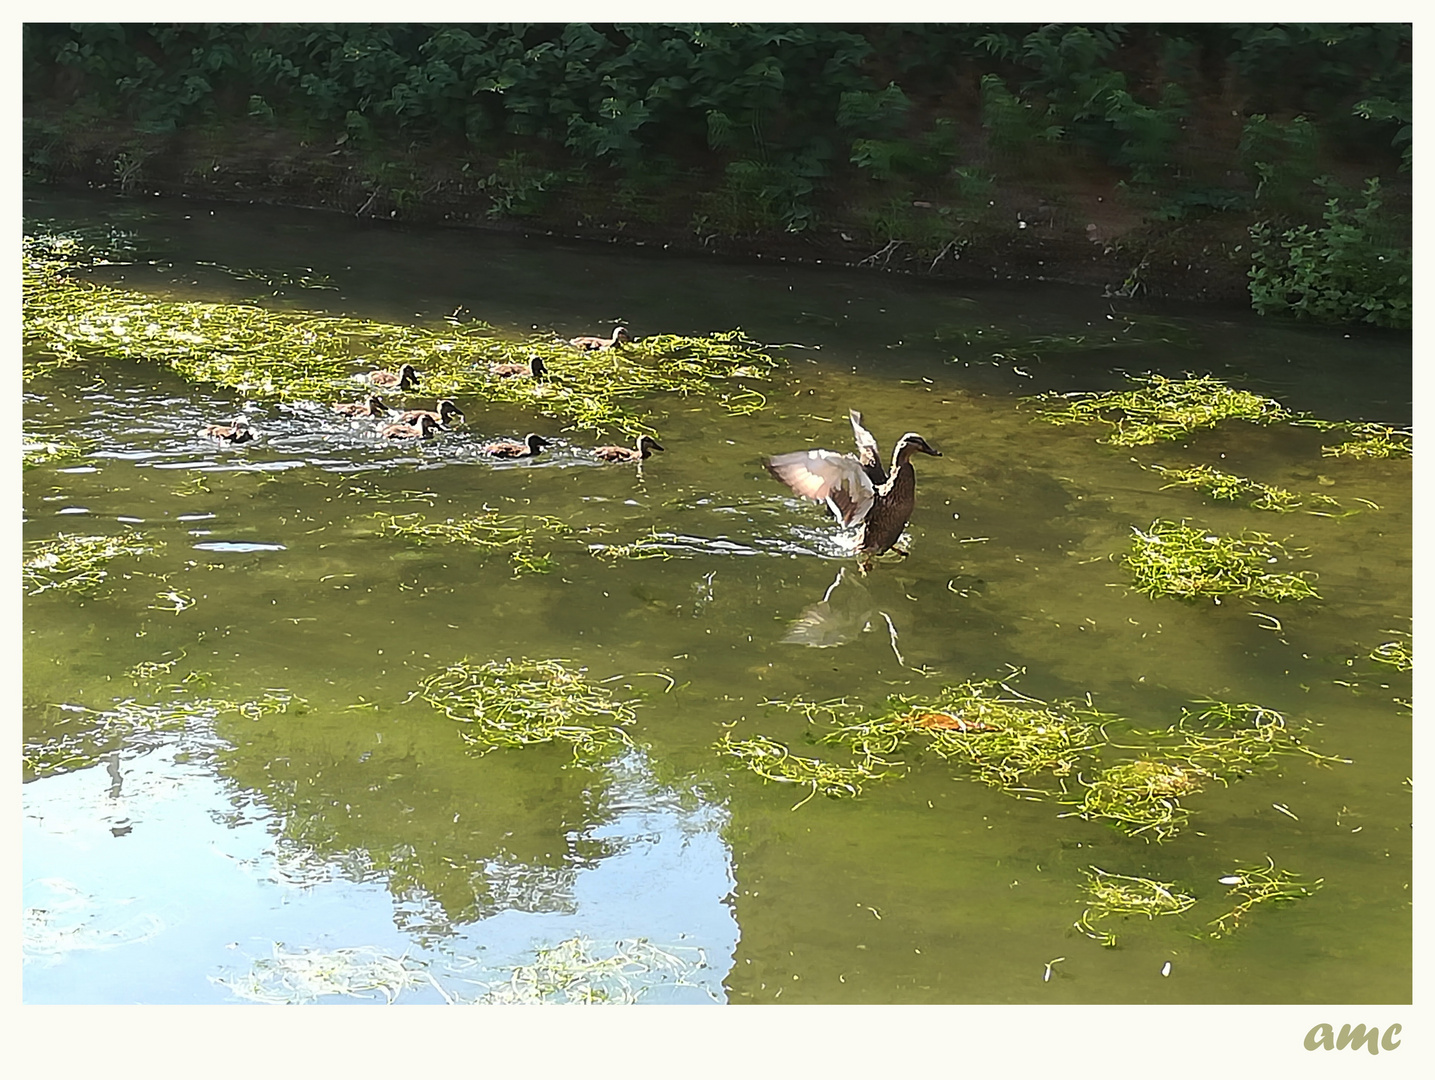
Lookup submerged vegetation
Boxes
[378,510,573,575]
[1123,521,1319,602]
[22,435,86,468]
[716,733,889,808]
[476,937,712,1005]
[1065,759,1209,841]
[1319,422,1413,460]
[416,658,636,758]
[1207,859,1323,937]
[1075,867,1197,946]
[23,532,159,595]
[1148,463,1343,515]
[1029,374,1292,446]
[23,231,787,437]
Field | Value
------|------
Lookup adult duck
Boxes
[592,434,664,463]
[569,326,631,352]
[199,419,253,444]
[396,399,464,426]
[357,363,419,391]
[332,395,388,418]
[490,354,546,379]
[377,413,439,440]
[766,415,941,570]
[481,433,550,458]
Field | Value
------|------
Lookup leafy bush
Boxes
[1249,178,1411,329]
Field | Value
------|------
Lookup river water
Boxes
[21,190,1411,1005]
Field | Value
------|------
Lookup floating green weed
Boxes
[1322,423,1412,460]
[589,529,676,561]
[22,436,86,468]
[1368,634,1413,672]
[822,679,1108,798]
[23,532,160,594]
[1207,858,1322,937]
[476,937,711,1005]
[213,944,434,1004]
[378,510,572,575]
[1149,463,1343,515]
[1167,700,1350,778]
[1075,866,1197,946]
[1029,374,1291,446]
[1064,758,1209,841]
[24,232,788,437]
[417,658,635,758]
[1124,520,1319,601]
[23,691,304,778]
[716,732,890,807]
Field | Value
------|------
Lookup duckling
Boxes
[490,354,546,379]
[766,416,941,570]
[199,419,253,443]
[592,434,664,463]
[357,363,420,391]
[569,326,631,351]
[332,395,388,418]
[481,433,550,458]
[377,413,439,440]
[395,399,464,427]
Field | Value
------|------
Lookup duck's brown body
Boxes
[765,417,940,568]
[570,326,631,351]
[333,395,388,417]
[378,413,439,440]
[482,433,549,458]
[200,423,252,443]
[361,363,419,391]
[592,434,664,463]
[491,354,546,379]
[396,399,463,426]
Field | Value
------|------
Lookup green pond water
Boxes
[22,191,1411,1004]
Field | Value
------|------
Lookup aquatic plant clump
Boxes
[716,732,891,807]
[1123,520,1319,601]
[476,937,712,1005]
[417,657,636,758]
[823,679,1108,797]
[1075,866,1197,947]
[378,510,573,575]
[1321,422,1412,460]
[1207,858,1323,937]
[23,532,160,594]
[22,436,86,468]
[213,944,435,1004]
[23,233,789,436]
[1064,759,1209,841]
[1168,700,1350,779]
[1149,463,1341,514]
[1028,374,1291,446]
[1369,635,1413,672]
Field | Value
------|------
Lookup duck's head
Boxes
[895,433,941,460]
[437,399,463,423]
[398,363,419,386]
[367,395,388,414]
[529,354,548,377]
[613,326,632,345]
[526,433,551,452]
[638,435,665,454]
[416,413,439,432]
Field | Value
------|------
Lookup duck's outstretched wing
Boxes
[849,410,887,485]
[766,449,875,527]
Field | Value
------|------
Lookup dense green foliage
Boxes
[23,23,1411,323]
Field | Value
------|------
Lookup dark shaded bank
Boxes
[23,22,1411,316]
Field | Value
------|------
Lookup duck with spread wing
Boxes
[765,410,940,569]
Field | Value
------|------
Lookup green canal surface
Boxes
[21,191,1411,1004]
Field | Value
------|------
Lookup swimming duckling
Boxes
[199,419,253,443]
[377,413,439,440]
[569,326,631,351]
[592,434,664,463]
[332,395,388,418]
[396,399,464,427]
[766,416,941,570]
[481,433,550,458]
[357,363,420,391]
[490,354,546,379]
